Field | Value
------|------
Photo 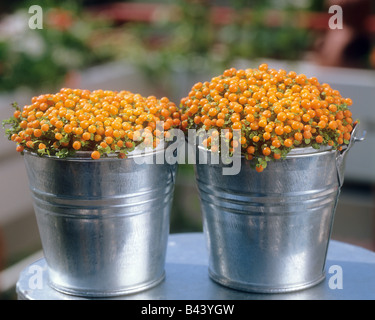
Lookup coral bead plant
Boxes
[3,88,181,159]
[179,63,356,172]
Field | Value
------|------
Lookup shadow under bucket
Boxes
[23,147,177,297]
[195,126,364,293]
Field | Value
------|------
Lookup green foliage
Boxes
[2,103,21,140]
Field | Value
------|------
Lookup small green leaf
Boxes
[312,143,320,149]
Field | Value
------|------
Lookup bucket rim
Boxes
[196,144,335,159]
[23,141,170,162]
[285,145,334,158]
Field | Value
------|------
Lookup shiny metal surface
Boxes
[336,124,365,187]
[23,149,177,297]
[16,233,375,300]
[195,142,357,293]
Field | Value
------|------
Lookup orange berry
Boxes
[294,132,303,141]
[303,131,312,139]
[232,121,242,130]
[283,125,292,134]
[64,124,73,133]
[203,118,212,128]
[284,139,293,148]
[64,99,75,108]
[91,150,101,160]
[272,139,281,148]
[263,132,271,140]
[318,120,326,129]
[277,112,287,122]
[259,63,268,71]
[26,141,34,148]
[273,153,281,160]
[328,120,338,130]
[72,141,81,150]
[258,118,267,127]
[55,121,64,129]
[33,129,42,138]
[55,132,63,140]
[13,110,21,118]
[41,123,50,132]
[247,146,255,154]
[262,147,271,156]
[216,118,225,127]
[315,135,323,143]
[82,132,91,141]
[125,141,133,148]
[38,143,46,150]
[88,125,97,134]
[275,126,284,135]
[345,98,353,106]
[302,114,310,123]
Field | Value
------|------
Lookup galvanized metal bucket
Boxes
[23,147,177,297]
[195,126,365,293]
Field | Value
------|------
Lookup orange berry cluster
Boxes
[4,88,180,159]
[180,63,355,171]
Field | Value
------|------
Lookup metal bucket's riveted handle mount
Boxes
[336,123,366,187]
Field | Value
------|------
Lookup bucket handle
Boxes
[336,123,366,187]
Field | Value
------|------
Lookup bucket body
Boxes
[24,149,176,297]
[195,146,344,293]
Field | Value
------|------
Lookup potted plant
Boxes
[2,88,180,297]
[179,63,364,293]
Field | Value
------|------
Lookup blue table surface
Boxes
[16,232,375,300]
